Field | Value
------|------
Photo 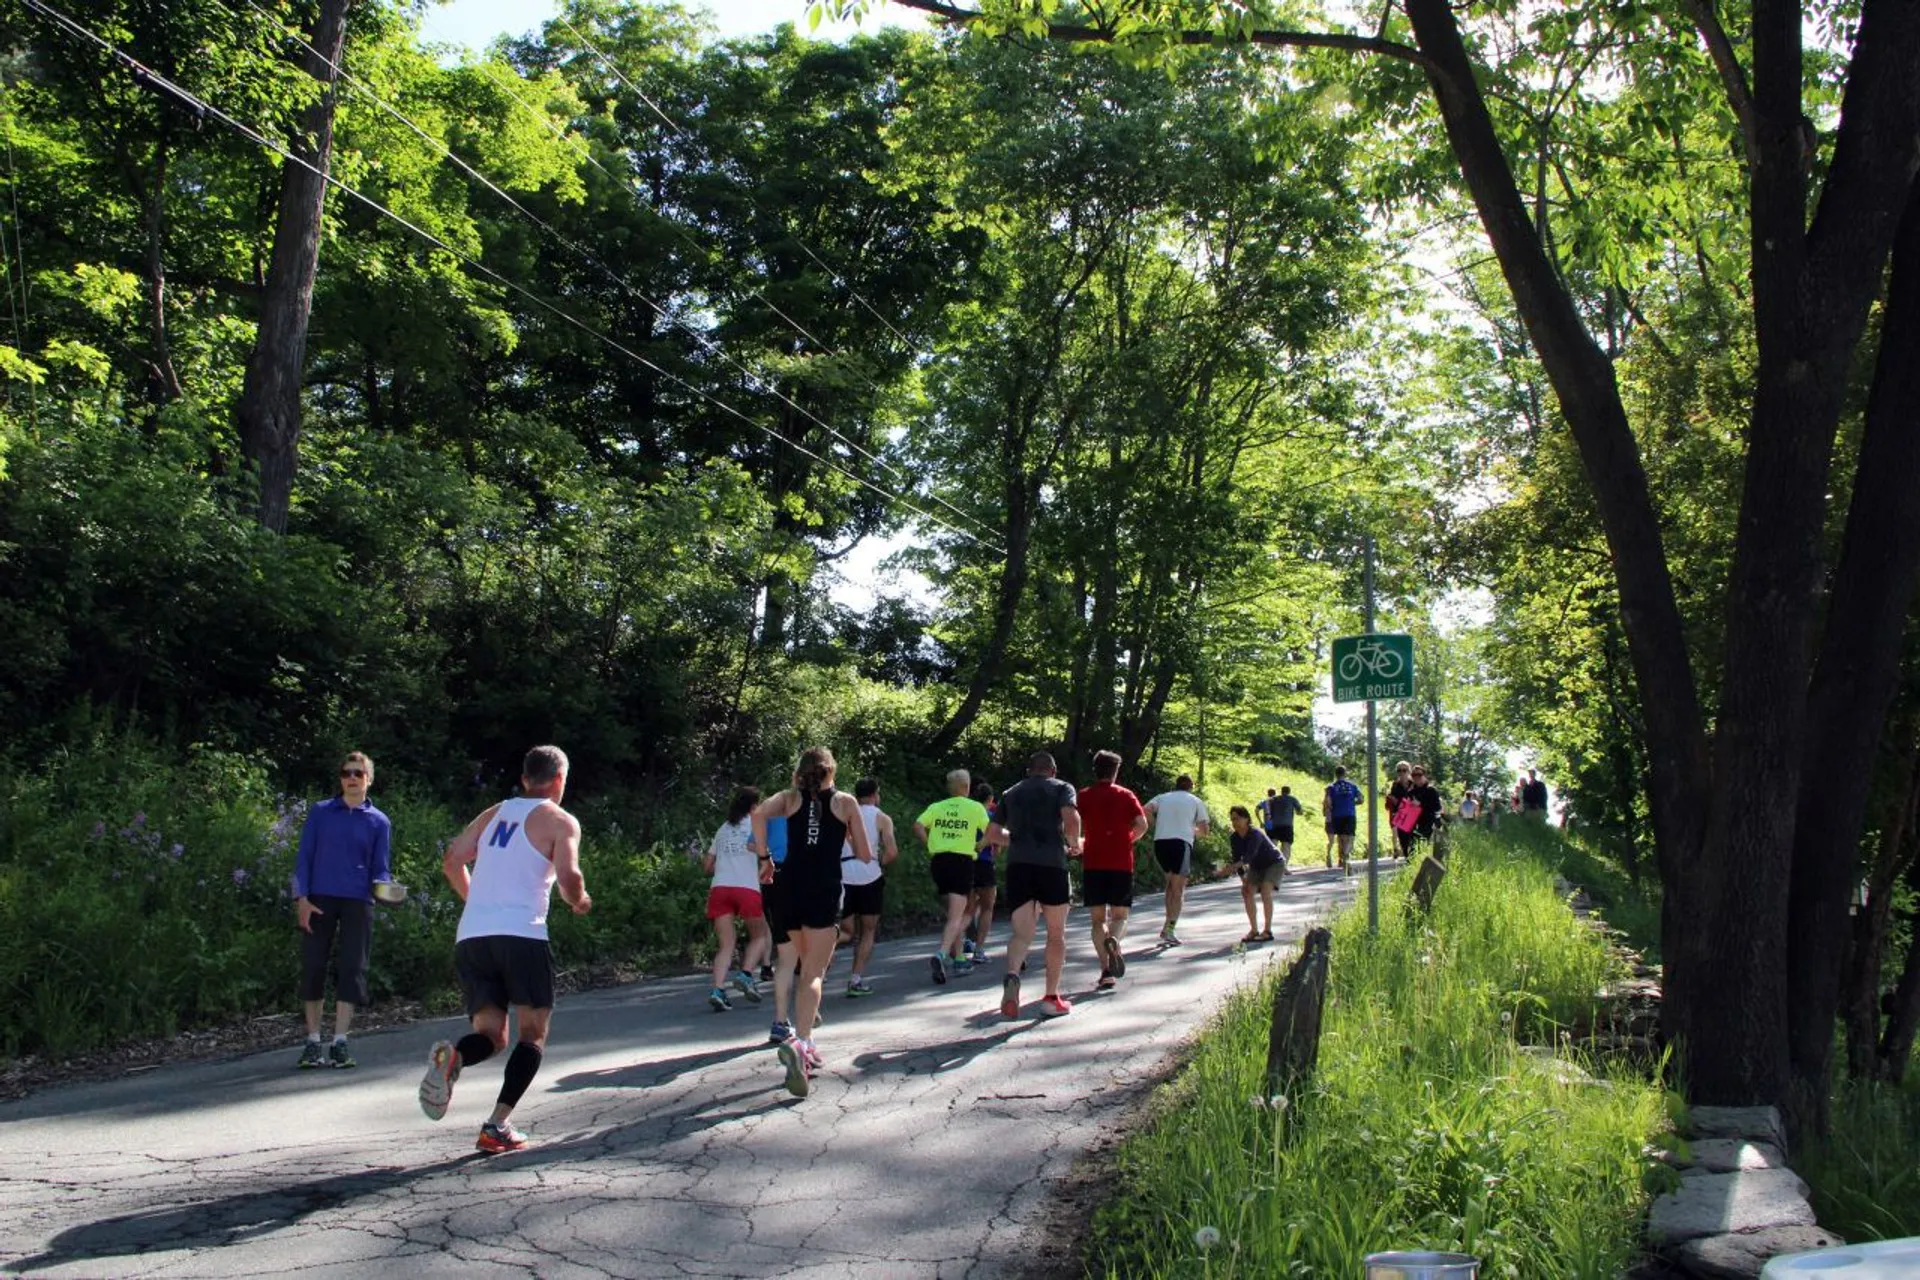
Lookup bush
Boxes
[1088,825,1669,1278]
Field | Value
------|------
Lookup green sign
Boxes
[1332,633,1414,703]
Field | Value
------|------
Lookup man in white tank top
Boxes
[837,777,898,998]
[416,745,591,1154]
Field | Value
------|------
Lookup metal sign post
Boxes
[1364,538,1379,934]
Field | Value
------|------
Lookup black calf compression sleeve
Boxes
[455,1033,496,1068]
[497,1040,543,1108]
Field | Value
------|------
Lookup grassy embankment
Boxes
[1088,822,1671,1278]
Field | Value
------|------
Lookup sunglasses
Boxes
[340,768,367,779]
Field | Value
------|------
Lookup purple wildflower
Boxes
[132,811,146,828]
[170,843,186,860]
[91,821,106,840]
[231,867,250,886]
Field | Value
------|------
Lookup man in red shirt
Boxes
[1076,750,1150,990]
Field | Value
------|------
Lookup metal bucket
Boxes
[1363,1251,1480,1279]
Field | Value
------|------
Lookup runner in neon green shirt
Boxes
[914,773,993,983]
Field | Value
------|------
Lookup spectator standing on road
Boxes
[1407,766,1445,849]
[1227,805,1285,943]
[995,751,1082,1019]
[702,786,767,1013]
[1076,750,1148,991]
[1385,761,1417,860]
[1324,766,1362,871]
[292,750,393,1071]
[837,777,898,998]
[1145,775,1210,947]
[419,745,591,1153]
[1522,769,1550,821]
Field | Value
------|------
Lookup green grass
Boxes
[1088,824,1670,1278]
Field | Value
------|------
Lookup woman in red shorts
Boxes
[703,786,770,1012]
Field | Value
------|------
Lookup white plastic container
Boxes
[1760,1238,1920,1279]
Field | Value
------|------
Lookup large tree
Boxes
[843,0,1920,1131]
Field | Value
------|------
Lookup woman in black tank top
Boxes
[752,746,873,1098]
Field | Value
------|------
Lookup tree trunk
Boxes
[235,0,354,533]
[1787,184,1920,1126]
[928,478,1033,757]
[1841,723,1918,1078]
[143,126,182,406]
[1879,852,1920,1082]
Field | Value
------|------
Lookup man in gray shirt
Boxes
[993,751,1082,1019]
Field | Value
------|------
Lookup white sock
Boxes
[306,1033,322,1044]
[851,973,863,983]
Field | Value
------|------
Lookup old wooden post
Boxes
[1411,854,1448,914]
[1266,926,1333,1099]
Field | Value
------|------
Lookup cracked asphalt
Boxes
[2,866,1368,1278]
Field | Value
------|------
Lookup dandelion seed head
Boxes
[1194,1226,1221,1251]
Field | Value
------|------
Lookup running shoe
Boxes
[1000,974,1021,1019]
[777,1041,811,1098]
[845,978,875,998]
[1160,926,1184,947]
[327,1039,356,1069]
[769,1019,794,1045]
[475,1121,527,1154]
[931,953,948,986]
[1103,935,1126,979]
[798,1039,825,1069]
[1096,971,1116,990]
[731,970,763,1003]
[709,987,733,1012]
[417,1040,459,1121]
[295,1040,325,1070]
[951,956,975,977]
[1039,994,1073,1017]
[759,962,775,983]
[962,938,978,957]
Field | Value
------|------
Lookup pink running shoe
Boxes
[1039,994,1073,1018]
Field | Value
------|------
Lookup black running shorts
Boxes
[1081,868,1133,908]
[1274,826,1295,846]
[1005,862,1071,912]
[1331,815,1357,836]
[455,934,555,1015]
[840,876,884,917]
[972,857,998,892]
[1153,838,1193,877]
[763,869,790,946]
[930,851,975,898]
[782,856,843,932]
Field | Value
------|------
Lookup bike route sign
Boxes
[1332,632,1415,703]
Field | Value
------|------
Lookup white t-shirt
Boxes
[457,797,559,942]
[709,818,761,892]
[841,804,885,887]
[1149,790,1210,842]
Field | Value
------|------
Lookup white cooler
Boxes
[1760,1238,1920,1278]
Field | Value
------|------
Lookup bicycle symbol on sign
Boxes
[1337,637,1406,684]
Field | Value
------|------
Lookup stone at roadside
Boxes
[1685,1105,1789,1152]
[1669,1225,1847,1280]
[1646,1168,1815,1246]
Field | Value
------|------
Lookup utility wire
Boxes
[21,0,1002,553]
[240,0,1001,544]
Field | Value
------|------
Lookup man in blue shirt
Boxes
[292,751,393,1069]
[1324,766,1362,873]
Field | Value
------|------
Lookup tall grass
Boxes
[1089,826,1670,1278]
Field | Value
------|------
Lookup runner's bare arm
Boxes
[1061,802,1083,856]
[442,803,502,903]
[839,793,874,862]
[546,808,590,914]
[878,813,899,865]
[1130,812,1149,842]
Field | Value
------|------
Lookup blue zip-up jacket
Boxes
[292,797,393,901]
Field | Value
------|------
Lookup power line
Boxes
[20,0,1003,553]
[240,0,1002,545]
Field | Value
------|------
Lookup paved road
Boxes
[3,866,1373,1279]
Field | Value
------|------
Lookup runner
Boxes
[1144,775,1210,946]
[837,777,897,998]
[914,770,993,985]
[702,786,767,1012]
[964,779,999,964]
[1077,749,1147,990]
[1268,785,1304,864]
[1256,788,1282,839]
[418,745,590,1154]
[753,747,872,1098]
[994,751,1081,1018]
[291,750,392,1069]
[1227,805,1285,942]
[757,795,788,985]
[1325,765,1362,872]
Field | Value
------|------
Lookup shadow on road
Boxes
[5,1153,485,1272]
[551,1042,760,1091]
[851,1021,1039,1076]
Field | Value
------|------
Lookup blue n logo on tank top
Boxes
[489,820,520,848]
